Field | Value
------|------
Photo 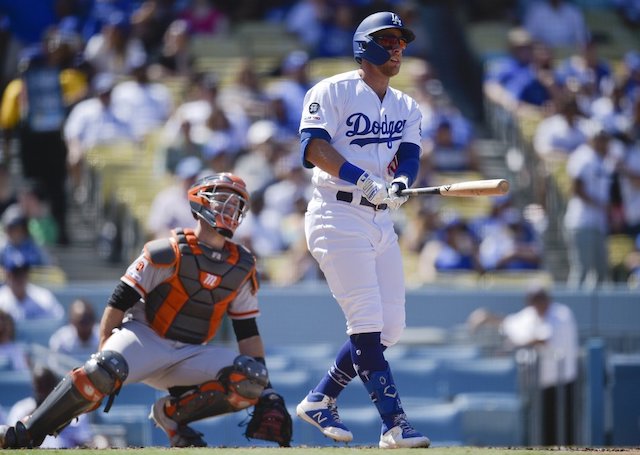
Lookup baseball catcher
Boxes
[0,173,291,448]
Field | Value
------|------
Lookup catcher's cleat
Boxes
[296,392,353,443]
[379,413,430,449]
[0,422,34,449]
[149,397,207,447]
[0,425,15,449]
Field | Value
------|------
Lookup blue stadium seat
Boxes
[454,392,524,446]
[267,369,314,406]
[95,405,154,447]
[267,343,337,370]
[15,319,65,347]
[402,402,464,446]
[408,344,482,361]
[390,358,444,399]
[0,370,33,409]
[441,357,518,398]
[114,382,161,407]
[338,406,380,446]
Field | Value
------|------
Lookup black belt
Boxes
[336,191,388,211]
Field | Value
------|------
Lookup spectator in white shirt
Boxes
[0,253,64,321]
[563,124,616,288]
[503,284,578,445]
[146,156,202,240]
[467,282,579,445]
[83,11,147,77]
[110,58,173,139]
[533,94,591,160]
[48,298,99,362]
[0,309,29,371]
[64,73,136,202]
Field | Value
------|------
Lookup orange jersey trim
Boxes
[228,309,260,318]
[151,238,189,337]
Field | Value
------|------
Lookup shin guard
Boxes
[22,351,128,447]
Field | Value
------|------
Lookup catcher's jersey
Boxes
[122,229,259,344]
[299,69,422,190]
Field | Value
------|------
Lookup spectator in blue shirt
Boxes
[0,204,50,269]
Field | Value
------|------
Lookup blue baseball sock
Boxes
[313,337,389,398]
[313,340,354,397]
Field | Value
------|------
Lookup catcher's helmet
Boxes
[188,173,249,237]
[353,11,415,65]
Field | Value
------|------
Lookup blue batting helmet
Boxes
[353,11,415,65]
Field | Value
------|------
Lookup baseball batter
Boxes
[0,174,292,449]
[295,11,430,449]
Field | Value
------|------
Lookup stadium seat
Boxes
[267,369,314,405]
[0,370,33,409]
[389,359,444,399]
[338,406,380,446]
[454,392,524,446]
[15,319,64,347]
[95,404,153,447]
[441,357,519,399]
[267,343,337,370]
[402,402,464,446]
[407,345,482,361]
[113,382,161,407]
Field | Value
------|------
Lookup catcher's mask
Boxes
[188,173,249,237]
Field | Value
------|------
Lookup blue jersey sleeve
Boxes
[300,127,331,168]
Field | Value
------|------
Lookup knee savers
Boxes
[167,355,269,426]
[22,351,128,446]
[75,350,129,398]
[221,354,269,409]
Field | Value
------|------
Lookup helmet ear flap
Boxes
[355,36,392,65]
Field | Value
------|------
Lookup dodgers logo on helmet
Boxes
[353,11,415,65]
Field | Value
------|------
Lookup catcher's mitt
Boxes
[243,390,292,447]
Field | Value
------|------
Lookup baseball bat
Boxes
[400,179,510,197]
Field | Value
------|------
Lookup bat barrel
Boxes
[401,179,510,197]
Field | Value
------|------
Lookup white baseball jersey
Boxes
[300,70,422,188]
[300,69,421,346]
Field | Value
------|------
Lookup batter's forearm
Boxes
[98,306,125,349]
[306,139,348,177]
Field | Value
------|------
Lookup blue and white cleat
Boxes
[379,413,431,449]
[296,392,353,442]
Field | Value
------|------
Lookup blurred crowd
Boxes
[0,0,637,298]
[0,0,639,447]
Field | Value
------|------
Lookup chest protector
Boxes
[144,228,258,344]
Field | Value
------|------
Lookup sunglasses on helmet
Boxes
[373,35,408,51]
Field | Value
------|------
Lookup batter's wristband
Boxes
[339,161,365,184]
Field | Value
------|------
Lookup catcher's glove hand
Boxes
[244,389,292,447]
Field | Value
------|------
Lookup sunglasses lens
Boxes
[374,35,407,51]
